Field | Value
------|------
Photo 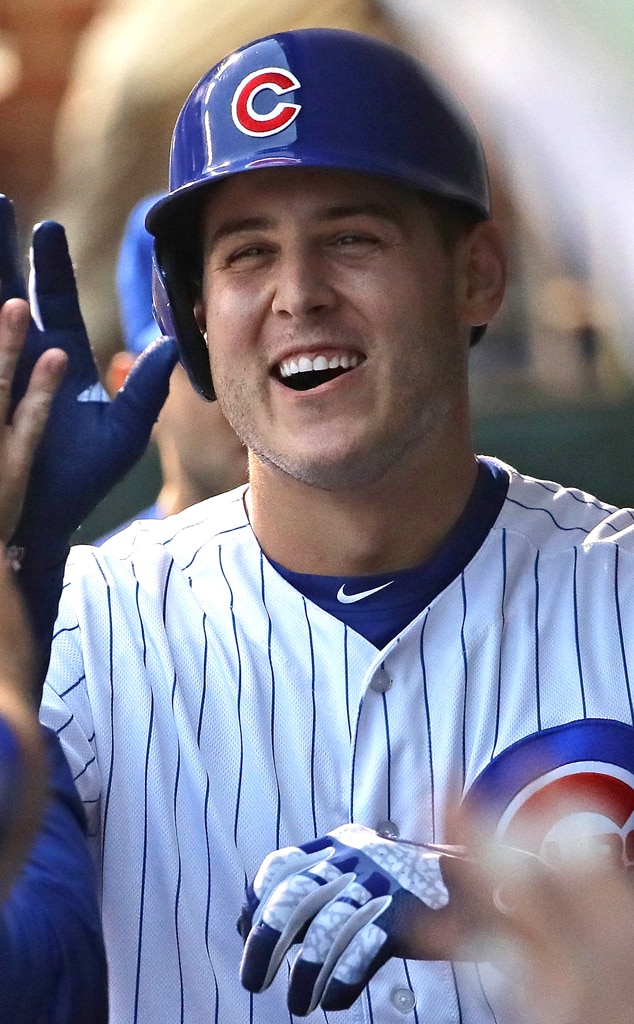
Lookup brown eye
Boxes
[332,232,380,251]
[232,245,266,261]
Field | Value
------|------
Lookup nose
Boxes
[271,248,335,319]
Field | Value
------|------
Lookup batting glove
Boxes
[238,822,488,1016]
[0,196,27,306]
[0,196,178,680]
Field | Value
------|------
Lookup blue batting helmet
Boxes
[146,28,491,400]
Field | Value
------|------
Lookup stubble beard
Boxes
[213,331,466,493]
[219,389,458,495]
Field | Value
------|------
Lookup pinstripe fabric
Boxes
[40,460,634,1024]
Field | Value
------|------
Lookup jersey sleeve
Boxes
[0,726,108,1023]
[40,555,102,843]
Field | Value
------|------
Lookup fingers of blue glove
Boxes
[252,836,336,917]
[319,919,391,1013]
[240,864,354,994]
[238,839,333,943]
[319,888,432,1014]
[0,196,27,304]
[287,887,392,1016]
[107,336,178,454]
[29,221,84,333]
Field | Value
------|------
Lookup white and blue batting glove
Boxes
[238,823,478,1016]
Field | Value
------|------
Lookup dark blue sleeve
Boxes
[0,726,108,1023]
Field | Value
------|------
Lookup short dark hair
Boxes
[421,193,488,344]
[422,193,485,250]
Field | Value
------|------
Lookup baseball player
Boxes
[2,25,634,1024]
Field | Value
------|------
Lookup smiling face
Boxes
[194,167,502,494]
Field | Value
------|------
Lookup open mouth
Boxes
[275,353,364,392]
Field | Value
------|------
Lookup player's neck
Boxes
[246,442,479,577]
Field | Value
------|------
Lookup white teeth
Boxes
[278,353,361,377]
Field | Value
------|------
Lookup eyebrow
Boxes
[207,217,271,250]
[206,202,403,250]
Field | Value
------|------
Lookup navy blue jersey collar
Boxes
[268,457,509,648]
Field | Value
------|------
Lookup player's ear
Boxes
[193,299,208,344]
[456,220,507,330]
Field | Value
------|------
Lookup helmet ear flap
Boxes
[152,245,216,401]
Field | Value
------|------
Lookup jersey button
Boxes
[375,819,399,838]
[370,669,392,693]
[391,987,416,1013]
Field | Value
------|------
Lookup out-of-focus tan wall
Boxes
[36,0,404,367]
[0,0,101,239]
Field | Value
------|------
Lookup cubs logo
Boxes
[231,67,301,138]
[464,719,634,870]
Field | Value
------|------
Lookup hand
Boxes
[456,811,634,1024]
[502,860,634,1024]
[0,194,178,682]
[3,202,178,558]
[238,823,505,1016]
[0,298,67,543]
[0,196,67,542]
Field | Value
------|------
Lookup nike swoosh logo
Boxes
[336,581,394,604]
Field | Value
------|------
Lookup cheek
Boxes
[206,343,257,433]
[203,317,244,386]
[205,275,265,327]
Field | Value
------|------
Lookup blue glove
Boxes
[238,823,479,1016]
[0,195,178,680]
[0,197,27,305]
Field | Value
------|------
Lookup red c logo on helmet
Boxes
[231,67,301,137]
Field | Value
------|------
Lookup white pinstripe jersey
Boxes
[40,458,634,1024]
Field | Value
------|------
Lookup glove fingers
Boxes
[107,336,178,459]
[0,195,27,303]
[238,841,334,947]
[29,221,84,333]
[240,870,353,994]
[288,892,391,1016]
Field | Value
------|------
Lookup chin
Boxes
[257,444,396,492]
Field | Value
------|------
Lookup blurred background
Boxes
[2,0,634,538]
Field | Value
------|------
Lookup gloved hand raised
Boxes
[0,195,178,681]
[238,823,502,1016]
